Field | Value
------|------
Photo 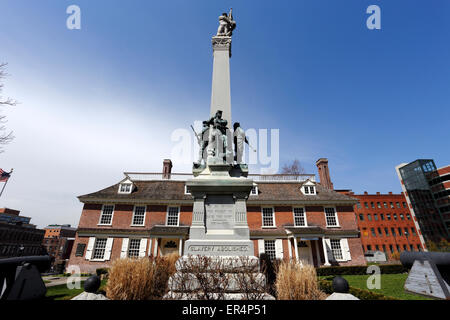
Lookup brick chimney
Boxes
[163,159,173,179]
[316,158,334,190]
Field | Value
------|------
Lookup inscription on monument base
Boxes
[188,244,250,253]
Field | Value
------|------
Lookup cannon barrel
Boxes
[0,255,51,273]
[400,251,450,269]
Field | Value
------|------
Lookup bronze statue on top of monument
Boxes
[216,9,236,37]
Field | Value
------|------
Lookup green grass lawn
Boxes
[329,274,432,300]
[45,279,108,300]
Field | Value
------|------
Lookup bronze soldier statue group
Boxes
[192,110,253,169]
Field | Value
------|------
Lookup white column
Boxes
[322,237,331,266]
[179,238,183,256]
[153,238,158,257]
[210,36,232,125]
[287,238,292,259]
[294,236,299,261]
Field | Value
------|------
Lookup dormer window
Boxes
[184,185,191,195]
[250,185,258,196]
[301,180,316,195]
[118,178,133,194]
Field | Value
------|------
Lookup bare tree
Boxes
[0,63,16,152]
[281,159,305,174]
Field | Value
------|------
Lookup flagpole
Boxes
[0,168,13,198]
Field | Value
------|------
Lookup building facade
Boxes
[0,208,45,257]
[42,224,76,272]
[396,160,450,243]
[347,191,425,259]
[67,159,366,273]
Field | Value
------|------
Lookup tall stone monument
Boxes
[185,8,254,258]
[167,10,271,299]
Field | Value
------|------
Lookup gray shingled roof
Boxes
[78,180,357,204]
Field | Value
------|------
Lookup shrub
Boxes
[106,253,179,300]
[318,279,397,300]
[96,268,109,277]
[275,260,327,300]
[316,264,407,276]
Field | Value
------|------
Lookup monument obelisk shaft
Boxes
[210,37,232,126]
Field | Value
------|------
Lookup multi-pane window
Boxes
[383,202,388,208]
[119,183,132,193]
[403,202,407,208]
[400,214,404,220]
[371,202,375,209]
[357,203,362,209]
[389,245,394,253]
[391,228,396,237]
[325,208,338,226]
[374,214,378,221]
[92,238,107,260]
[378,227,382,236]
[393,214,398,221]
[132,206,146,226]
[382,245,386,252]
[303,186,315,195]
[99,205,114,225]
[387,214,391,220]
[396,244,400,252]
[371,228,376,237]
[380,214,385,220]
[262,208,275,227]
[404,228,409,236]
[264,240,276,260]
[396,202,400,208]
[390,202,394,209]
[367,214,372,221]
[364,202,368,209]
[127,239,141,258]
[377,202,381,208]
[294,208,306,226]
[375,245,380,251]
[166,207,179,226]
[398,227,403,236]
[251,186,258,195]
[384,227,389,236]
[330,239,343,260]
[410,244,414,251]
[406,214,411,220]
[359,214,364,221]
[411,228,416,236]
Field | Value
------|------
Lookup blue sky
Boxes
[0,1,449,227]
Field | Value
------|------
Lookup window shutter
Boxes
[104,238,114,261]
[139,239,147,257]
[85,237,95,260]
[341,238,351,261]
[324,238,335,262]
[275,239,283,259]
[258,239,265,255]
[121,238,129,258]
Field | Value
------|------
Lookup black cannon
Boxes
[400,251,450,299]
[0,255,51,300]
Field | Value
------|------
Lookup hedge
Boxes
[318,280,397,300]
[96,268,110,277]
[316,264,408,276]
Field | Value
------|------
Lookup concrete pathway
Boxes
[43,276,89,287]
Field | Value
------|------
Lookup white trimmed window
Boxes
[330,239,343,260]
[132,206,146,226]
[166,207,179,226]
[184,185,190,195]
[99,205,114,225]
[325,207,339,227]
[262,208,275,227]
[127,239,141,258]
[250,185,258,196]
[92,238,107,260]
[293,207,307,227]
[264,240,276,260]
[118,180,133,194]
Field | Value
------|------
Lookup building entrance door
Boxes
[298,241,313,265]
[160,239,179,256]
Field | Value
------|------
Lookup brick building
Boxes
[337,191,425,260]
[0,208,45,257]
[396,160,450,243]
[42,224,76,272]
[67,158,365,273]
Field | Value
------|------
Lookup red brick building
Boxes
[42,224,76,272]
[337,191,425,260]
[67,159,365,273]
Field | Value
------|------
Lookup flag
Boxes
[0,169,11,182]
